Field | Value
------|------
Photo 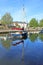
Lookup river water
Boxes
[0,33,43,65]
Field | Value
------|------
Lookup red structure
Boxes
[11,27,24,30]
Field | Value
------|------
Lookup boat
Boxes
[9,31,27,39]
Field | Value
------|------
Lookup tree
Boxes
[29,18,38,28]
[1,13,13,29]
[39,19,43,27]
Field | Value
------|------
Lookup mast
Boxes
[22,1,27,29]
[22,4,25,22]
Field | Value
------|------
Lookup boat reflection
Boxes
[12,40,24,46]
[0,33,27,49]
[12,39,25,63]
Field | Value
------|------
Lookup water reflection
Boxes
[0,33,27,49]
[0,33,43,65]
[12,40,24,46]
[0,34,26,65]
[29,33,38,42]
[0,33,43,49]
[12,40,25,63]
[39,34,43,41]
[1,39,12,49]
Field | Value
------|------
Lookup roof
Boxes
[13,21,27,24]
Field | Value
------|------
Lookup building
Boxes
[0,21,27,29]
[12,21,27,29]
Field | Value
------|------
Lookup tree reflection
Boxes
[29,33,38,42]
[39,34,43,41]
[1,33,27,49]
[1,39,11,49]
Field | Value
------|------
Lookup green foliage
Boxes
[2,39,11,49]
[39,19,43,27]
[29,33,38,42]
[39,34,43,41]
[1,13,13,25]
[29,18,38,28]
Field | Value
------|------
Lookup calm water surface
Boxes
[0,33,43,65]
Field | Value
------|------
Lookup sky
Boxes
[0,0,43,22]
